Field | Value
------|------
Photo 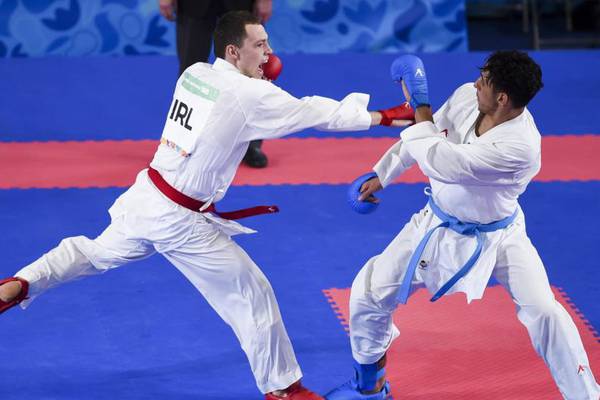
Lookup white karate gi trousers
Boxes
[349,206,600,400]
[15,172,302,394]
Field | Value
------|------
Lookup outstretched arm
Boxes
[369,103,414,127]
[243,88,373,141]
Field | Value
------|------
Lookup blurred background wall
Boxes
[1,0,467,57]
[1,0,599,58]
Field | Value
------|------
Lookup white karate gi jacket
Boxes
[111,58,371,240]
[373,83,542,302]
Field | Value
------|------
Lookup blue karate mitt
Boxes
[348,172,379,214]
[390,54,430,110]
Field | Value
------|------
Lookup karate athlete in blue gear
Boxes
[328,51,600,400]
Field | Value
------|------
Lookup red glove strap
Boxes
[379,109,394,126]
[378,102,415,126]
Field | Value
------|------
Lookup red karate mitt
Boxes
[263,54,283,81]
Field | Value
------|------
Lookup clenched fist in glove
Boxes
[347,172,382,214]
[390,54,430,110]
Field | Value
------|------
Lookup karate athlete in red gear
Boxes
[0,10,414,400]
[327,51,600,400]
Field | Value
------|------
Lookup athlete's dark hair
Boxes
[480,50,544,108]
[213,11,261,59]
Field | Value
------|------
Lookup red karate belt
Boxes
[147,167,279,220]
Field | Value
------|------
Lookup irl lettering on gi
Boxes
[169,99,194,131]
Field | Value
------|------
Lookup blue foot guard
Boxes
[325,361,392,399]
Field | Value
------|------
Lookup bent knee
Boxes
[350,257,399,313]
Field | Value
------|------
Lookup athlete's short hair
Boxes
[480,50,544,108]
[214,11,262,59]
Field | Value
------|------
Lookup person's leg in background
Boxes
[175,0,222,75]
[224,0,268,167]
[176,11,216,75]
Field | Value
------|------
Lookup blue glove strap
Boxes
[410,93,430,110]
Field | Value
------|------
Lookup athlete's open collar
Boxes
[213,57,241,74]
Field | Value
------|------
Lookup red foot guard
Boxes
[0,277,29,314]
[265,382,324,400]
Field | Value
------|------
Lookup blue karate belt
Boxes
[397,197,517,304]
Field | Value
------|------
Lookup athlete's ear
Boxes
[497,92,510,107]
[225,44,239,60]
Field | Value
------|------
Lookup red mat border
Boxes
[0,135,599,189]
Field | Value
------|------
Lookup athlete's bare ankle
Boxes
[269,380,300,397]
[0,280,22,302]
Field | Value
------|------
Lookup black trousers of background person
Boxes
[175,0,264,164]
[176,0,256,75]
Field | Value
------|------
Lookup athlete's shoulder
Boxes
[452,83,476,100]
[520,108,542,146]
[237,76,282,102]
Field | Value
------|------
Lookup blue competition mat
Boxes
[0,50,599,399]
[0,182,598,399]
